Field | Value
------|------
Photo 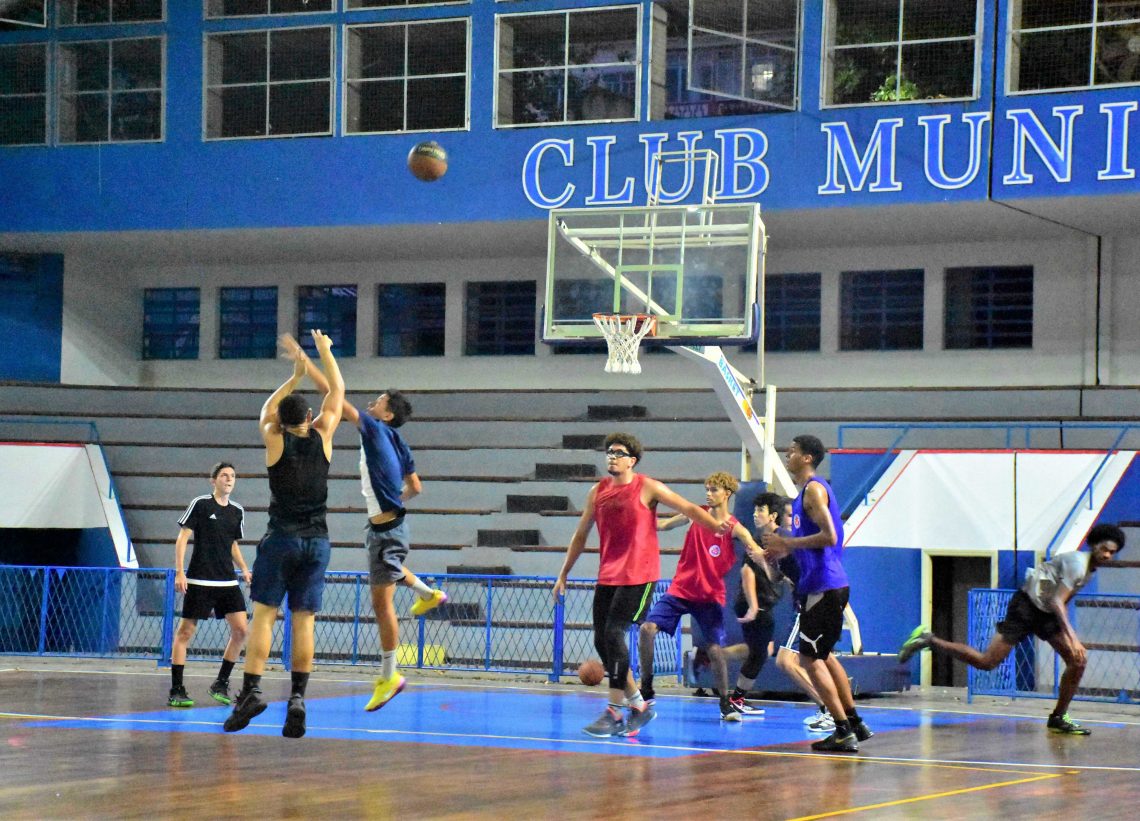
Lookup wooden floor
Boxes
[2,663,1138,820]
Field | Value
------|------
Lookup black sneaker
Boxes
[282,695,306,739]
[167,686,194,708]
[811,730,859,753]
[1047,713,1091,735]
[208,679,232,706]
[719,698,743,722]
[223,688,267,733]
[851,719,874,741]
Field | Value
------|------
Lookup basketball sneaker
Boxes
[223,688,267,732]
[728,696,765,716]
[282,695,306,739]
[851,718,874,741]
[583,707,626,737]
[811,730,858,753]
[805,709,834,733]
[898,626,934,663]
[719,698,743,722]
[620,703,656,737]
[410,589,448,617]
[167,686,194,708]
[208,679,232,706]
[1047,713,1091,735]
[365,673,406,712]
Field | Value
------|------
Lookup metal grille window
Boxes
[297,285,357,357]
[377,282,446,356]
[345,19,469,135]
[1010,1,1140,91]
[205,0,332,17]
[143,288,199,360]
[0,44,47,145]
[60,0,164,25]
[766,272,820,352]
[944,266,1033,350]
[465,280,536,355]
[824,0,979,105]
[205,26,332,140]
[496,6,640,127]
[840,268,923,351]
[219,286,278,359]
[348,0,466,8]
[57,37,163,143]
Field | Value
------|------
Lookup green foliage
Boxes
[871,74,921,101]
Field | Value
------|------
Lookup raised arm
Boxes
[656,513,688,531]
[280,333,360,426]
[260,349,307,443]
[552,484,598,601]
[308,329,345,453]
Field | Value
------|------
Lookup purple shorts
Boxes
[646,593,726,646]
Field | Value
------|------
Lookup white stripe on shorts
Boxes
[782,614,800,651]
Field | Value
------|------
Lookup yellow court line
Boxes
[786,773,1065,821]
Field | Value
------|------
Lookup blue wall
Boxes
[1,0,1138,232]
[0,254,62,381]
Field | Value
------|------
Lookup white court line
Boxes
[4,710,1139,773]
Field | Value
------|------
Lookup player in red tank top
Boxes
[637,472,768,722]
[552,432,730,738]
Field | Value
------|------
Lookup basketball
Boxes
[577,658,605,686]
[407,140,448,182]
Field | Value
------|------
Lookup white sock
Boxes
[406,577,433,599]
[735,675,755,691]
[627,691,645,710]
[381,650,397,680]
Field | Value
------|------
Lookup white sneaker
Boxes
[805,710,834,733]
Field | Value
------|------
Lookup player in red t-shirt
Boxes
[637,472,767,722]
[552,432,730,738]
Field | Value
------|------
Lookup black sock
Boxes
[847,707,861,723]
[291,672,309,698]
[241,672,262,695]
[834,719,852,736]
[731,686,746,699]
[218,659,235,683]
[171,664,184,689]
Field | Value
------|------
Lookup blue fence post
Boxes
[484,578,494,672]
[37,568,52,655]
[352,574,361,666]
[551,591,565,683]
[160,569,175,667]
[674,628,683,683]
[282,601,292,672]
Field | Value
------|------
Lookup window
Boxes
[144,288,199,360]
[551,278,610,355]
[297,285,356,357]
[205,27,332,139]
[944,266,1033,349]
[219,286,278,359]
[496,7,640,127]
[205,0,332,17]
[840,269,923,350]
[57,37,163,143]
[0,44,47,145]
[824,0,979,105]
[377,282,446,356]
[465,281,535,355]
[766,273,820,352]
[60,0,164,25]
[1010,1,1140,91]
[348,0,465,8]
[345,19,468,135]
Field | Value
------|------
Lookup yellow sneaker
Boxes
[365,673,406,712]
[410,589,448,617]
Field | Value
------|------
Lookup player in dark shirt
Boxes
[167,462,250,708]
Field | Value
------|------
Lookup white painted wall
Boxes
[57,233,1116,390]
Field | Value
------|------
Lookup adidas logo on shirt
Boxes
[209,513,218,519]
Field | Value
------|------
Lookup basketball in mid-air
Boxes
[577,658,605,686]
[407,140,448,182]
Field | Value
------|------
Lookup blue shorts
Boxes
[250,533,331,613]
[646,593,726,647]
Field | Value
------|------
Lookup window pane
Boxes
[272,0,332,12]
[840,269,923,351]
[62,42,109,92]
[499,68,563,125]
[220,286,278,359]
[834,0,899,45]
[0,96,46,145]
[407,75,465,130]
[377,283,445,357]
[501,14,565,70]
[208,0,268,15]
[213,33,267,85]
[297,286,357,357]
[111,90,161,140]
[464,281,536,356]
[747,0,799,45]
[1020,0,1092,28]
[569,67,635,121]
[214,85,266,137]
[111,39,161,91]
[408,21,466,76]
[831,46,897,104]
[270,28,330,82]
[144,288,200,360]
[902,39,976,99]
[944,266,1032,350]
[347,80,403,133]
[568,8,637,66]
[0,45,46,95]
[1095,23,1140,85]
[60,93,108,143]
[765,273,820,352]
[903,0,976,40]
[348,26,405,79]
[1014,28,1090,90]
[112,0,164,23]
[269,81,329,135]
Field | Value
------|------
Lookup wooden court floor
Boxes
[2,662,1138,820]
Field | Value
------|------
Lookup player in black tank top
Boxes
[268,429,330,537]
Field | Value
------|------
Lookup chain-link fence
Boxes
[0,567,683,683]
[968,588,1140,704]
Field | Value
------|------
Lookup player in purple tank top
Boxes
[761,435,872,754]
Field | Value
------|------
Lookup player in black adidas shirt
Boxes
[168,462,250,708]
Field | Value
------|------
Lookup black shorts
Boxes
[995,590,1061,645]
[593,582,655,631]
[181,583,247,620]
[798,586,849,660]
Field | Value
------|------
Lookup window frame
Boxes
[345,0,468,9]
[376,281,447,357]
[464,279,537,356]
[202,25,335,142]
[59,0,166,27]
[0,42,49,147]
[943,265,1033,350]
[203,0,332,20]
[764,272,821,353]
[143,286,200,361]
[821,0,982,108]
[342,17,471,137]
[839,268,925,351]
[1006,0,1140,94]
[218,285,279,360]
[493,4,643,129]
[56,35,166,145]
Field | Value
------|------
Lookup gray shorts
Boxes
[366,519,409,585]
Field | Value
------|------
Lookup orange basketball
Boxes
[407,140,448,182]
[577,658,605,686]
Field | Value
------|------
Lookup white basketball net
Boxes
[592,313,657,375]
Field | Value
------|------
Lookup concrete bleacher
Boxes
[3,382,1140,580]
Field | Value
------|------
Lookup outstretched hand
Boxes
[310,328,334,354]
[279,333,307,379]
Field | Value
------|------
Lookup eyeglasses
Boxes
[605,449,632,459]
